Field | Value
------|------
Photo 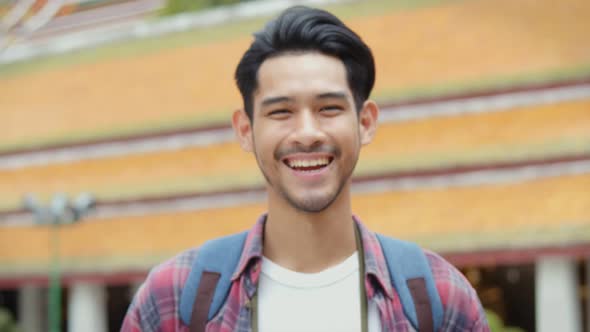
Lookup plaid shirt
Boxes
[122,214,489,331]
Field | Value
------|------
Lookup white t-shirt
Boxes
[257,252,382,332]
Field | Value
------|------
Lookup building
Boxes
[1,0,589,331]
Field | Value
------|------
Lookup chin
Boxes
[285,190,340,213]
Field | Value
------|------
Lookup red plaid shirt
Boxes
[121,214,489,331]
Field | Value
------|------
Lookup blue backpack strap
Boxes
[376,234,443,331]
[179,231,248,327]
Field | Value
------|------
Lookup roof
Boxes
[1,0,589,285]
[0,98,588,210]
[1,0,589,149]
[0,172,588,279]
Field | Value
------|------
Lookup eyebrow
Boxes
[260,91,349,108]
[261,96,294,107]
[316,92,348,100]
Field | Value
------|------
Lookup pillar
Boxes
[536,256,581,332]
[67,282,107,332]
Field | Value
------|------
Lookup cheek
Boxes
[253,128,279,162]
[327,118,361,148]
[255,118,292,146]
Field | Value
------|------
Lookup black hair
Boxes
[234,6,375,120]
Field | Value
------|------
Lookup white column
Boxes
[536,256,581,332]
[18,285,42,332]
[67,282,107,332]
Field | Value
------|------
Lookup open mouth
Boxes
[283,157,334,172]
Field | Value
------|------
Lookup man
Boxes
[122,6,489,332]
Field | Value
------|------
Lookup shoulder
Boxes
[142,247,200,301]
[152,247,200,285]
[423,249,490,331]
[121,248,200,332]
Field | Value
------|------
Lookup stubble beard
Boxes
[280,175,349,213]
[254,148,358,214]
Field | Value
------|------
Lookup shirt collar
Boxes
[231,213,394,299]
[353,215,394,299]
[231,214,266,281]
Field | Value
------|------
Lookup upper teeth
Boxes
[288,158,329,168]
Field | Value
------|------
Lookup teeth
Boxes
[288,158,329,168]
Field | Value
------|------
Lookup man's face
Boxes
[234,52,377,213]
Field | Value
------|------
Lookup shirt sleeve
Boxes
[424,250,490,332]
[120,249,198,332]
[120,281,151,332]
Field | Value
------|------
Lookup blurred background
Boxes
[0,0,589,331]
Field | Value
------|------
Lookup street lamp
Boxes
[23,193,96,332]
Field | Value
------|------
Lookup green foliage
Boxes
[0,308,22,332]
[162,0,241,16]
[486,310,524,332]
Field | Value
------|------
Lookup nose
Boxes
[291,109,327,148]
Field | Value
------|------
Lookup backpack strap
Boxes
[376,234,443,332]
[179,231,248,332]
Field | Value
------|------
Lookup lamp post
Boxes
[23,193,96,332]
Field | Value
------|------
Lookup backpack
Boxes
[179,231,443,332]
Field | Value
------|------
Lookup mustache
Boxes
[274,144,340,161]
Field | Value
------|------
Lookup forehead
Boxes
[254,52,350,102]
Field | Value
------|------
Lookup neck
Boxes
[263,183,357,273]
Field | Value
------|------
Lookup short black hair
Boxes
[234,6,375,120]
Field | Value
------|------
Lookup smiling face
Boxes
[233,52,378,213]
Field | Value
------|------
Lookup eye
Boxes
[319,105,344,114]
[267,109,292,118]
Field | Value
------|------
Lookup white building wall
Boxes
[536,256,581,332]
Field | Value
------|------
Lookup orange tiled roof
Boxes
[1,0,589,146]
[1,172,589,274]
[0,99,588,210]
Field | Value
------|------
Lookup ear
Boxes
[232,109,254,152]
[359,100,379,145]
